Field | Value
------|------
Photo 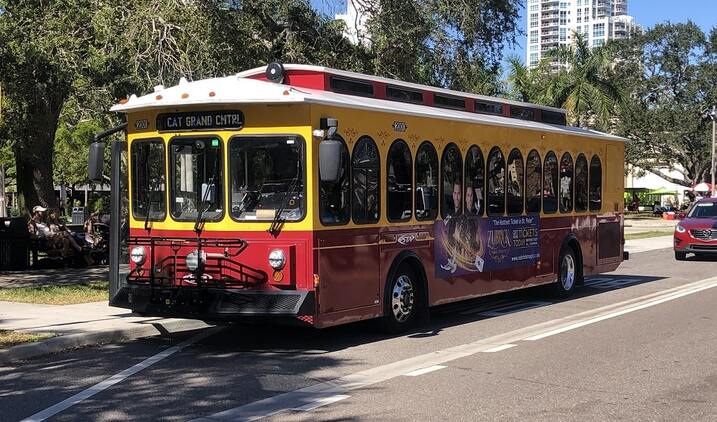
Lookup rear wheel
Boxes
[552,247,578,298]
[675,251,687,261]
[379,264,420,334]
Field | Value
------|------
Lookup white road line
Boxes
[195,276,717,422]
[290,394,351,412]
[22,327,221,422]
[403,365,447,377]
[481,344,517,353]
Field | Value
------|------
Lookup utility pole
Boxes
[712,105,716,198]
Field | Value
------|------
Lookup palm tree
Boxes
[545,32,623,128]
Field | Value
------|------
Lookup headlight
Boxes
[268,249,286,270]
[130,246,146,265]
[186,250,206,272]
[675,225,686,233]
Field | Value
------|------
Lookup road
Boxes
[2,246,716,421]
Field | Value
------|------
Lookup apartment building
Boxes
[526,0,640,68]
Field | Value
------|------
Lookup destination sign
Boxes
[156,110,245,132]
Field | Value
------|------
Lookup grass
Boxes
[0,281,109,305]
[625,231,674,240]
[0,330,55,349]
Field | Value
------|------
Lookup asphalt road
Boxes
[2,246,716,422]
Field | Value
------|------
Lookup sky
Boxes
[311,0,717,65]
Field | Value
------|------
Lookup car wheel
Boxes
[378,264,420,334]
[552,247,578,298]
[674,251,687,261]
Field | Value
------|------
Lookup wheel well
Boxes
[387,252,428,308]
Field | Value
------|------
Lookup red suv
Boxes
[674,197,717,260]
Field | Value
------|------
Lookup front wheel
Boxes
[552,247,578,298]
[378,265,420,334]
[674,251,687,261]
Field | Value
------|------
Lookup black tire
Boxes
[675,251,687,261]
[552,246,578,298]
[378,264,421,334]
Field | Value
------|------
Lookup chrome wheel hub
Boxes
[560,253,576,291]
[391,275,415,323]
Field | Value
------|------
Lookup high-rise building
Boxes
[525,0,640,68]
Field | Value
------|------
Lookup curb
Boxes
[0,319,211,365]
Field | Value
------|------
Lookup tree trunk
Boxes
[14,105,60,215]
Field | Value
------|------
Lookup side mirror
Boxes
[201,183,216,204]
[319,139,343,183]
[88,142,105,181]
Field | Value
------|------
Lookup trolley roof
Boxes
[111,65,626,143]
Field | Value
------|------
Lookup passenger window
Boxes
[543,152,558,213]
[319,137,350,225]
[415,142,439,221]
[441,143,463,218]
[387,140,413,221]
[507,149,524,215]
[590,155,602,211]
[352,137,380,224]
[487,147,506,216]
[464,146,485,216]
[575,154,588,212]
[560,153,574,213]
[525,150,541,214]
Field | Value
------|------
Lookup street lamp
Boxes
[702,106,717,198]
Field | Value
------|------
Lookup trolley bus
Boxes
[89,63,627,332]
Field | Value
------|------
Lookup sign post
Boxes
[0,164,6,218]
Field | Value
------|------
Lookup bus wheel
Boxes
[379,264,419,334]
[553,247,577,298]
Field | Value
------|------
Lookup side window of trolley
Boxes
[559,152,574,213]
[229,136,305,222]
[487,147,506,216]
[415,142,439,221]
[131,139,166,221]
[575,154,589,212]
[507,148,524,215]
[387,140,413,222]
[590,155,602,212]
[543,151,558,214]
[352,137,380,224]
[525,150,541,214]
[170,137,224,221]
[441,143,463,218]
[465,146,485,217]
[319,136,350,225]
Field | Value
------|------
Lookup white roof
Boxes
[111,68,626,143]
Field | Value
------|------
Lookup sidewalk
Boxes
[624,234,674,254]
[624,215,678,234]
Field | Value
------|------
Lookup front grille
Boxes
[690,244,717,251]
[215,292,303,315]
[690,229,717,241]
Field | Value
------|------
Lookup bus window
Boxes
[560,152,574,213]
[590,155,602,212]
[543,152,558,214]
[319,137,350,225]
[525,150,541,214]
[441,143,463,218]
[415,142,438,221]
[507,148,524,215]
[229,136,304,222]
[387,140,413,222]
[352,137,380,224]
[575,154,588,212]
[465,146,485,216]
[131,139,166,221]
[487,147,505,216]
[170,137,223,221]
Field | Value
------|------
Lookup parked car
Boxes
[673,197,717,260]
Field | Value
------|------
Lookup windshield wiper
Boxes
[142,191,155,231]
[268,176,300,237]
[194,177,215,235]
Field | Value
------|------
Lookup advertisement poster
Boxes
[435,215,540,278]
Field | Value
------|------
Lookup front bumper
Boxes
[111,284,315,321]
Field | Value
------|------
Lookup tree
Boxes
[613,22,717,187]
